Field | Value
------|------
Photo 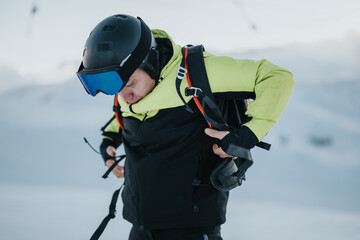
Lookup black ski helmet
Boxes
[82,14,159,84]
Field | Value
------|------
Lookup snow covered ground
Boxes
[1,183,359,240]
[0,38,359,239]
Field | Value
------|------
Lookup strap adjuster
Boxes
[113,105,121,113]
[185,87,203,97]
[177,66,187,79]
[108,209,117,219]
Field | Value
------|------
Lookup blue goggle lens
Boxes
[78,71,124,96]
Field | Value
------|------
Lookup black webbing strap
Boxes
[184,46,229,131]
[200,94,231,131]
[90,183,124,240]
[175,49,194,113]
[101,155,126,179]
[255,141,271,151]
[100,115,116,132]
[184,45,271,151]
[185,46,215,103]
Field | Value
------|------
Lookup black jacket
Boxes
[121,101,228,229]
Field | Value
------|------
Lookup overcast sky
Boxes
[0,0,359,86]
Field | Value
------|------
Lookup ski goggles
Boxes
[76,62,125,96]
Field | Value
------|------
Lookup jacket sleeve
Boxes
[205,55,295,141]
[102,115,122,148]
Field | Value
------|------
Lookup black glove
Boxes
[220,126,259,152]
[100,139,116,164]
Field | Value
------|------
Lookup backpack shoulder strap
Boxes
[177,45,271,151]
[184,45,215,106]
[186,46,228,129]
[177,45,229,131]
[100,94,124,132]
[113,94,124,130]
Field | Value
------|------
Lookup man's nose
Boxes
[119,90,133,102]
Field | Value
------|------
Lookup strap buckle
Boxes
[185,87,203,97]
[177,66,187,79]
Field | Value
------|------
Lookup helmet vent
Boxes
[98,42,112,52]
[102,25,116,32]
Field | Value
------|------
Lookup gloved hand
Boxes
[204,128,235,159]
[221,126,259,150]
[205,126,258,158]
[100,139,116,162]
[100,139,124,178]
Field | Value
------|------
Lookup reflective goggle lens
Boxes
[77,71,124,96]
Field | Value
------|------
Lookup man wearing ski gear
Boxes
[77,14,295,240]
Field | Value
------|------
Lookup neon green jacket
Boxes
[104,29,295,142]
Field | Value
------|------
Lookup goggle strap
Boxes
[120,17,152,81]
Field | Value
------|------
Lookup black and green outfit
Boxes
[101,29,295,234]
